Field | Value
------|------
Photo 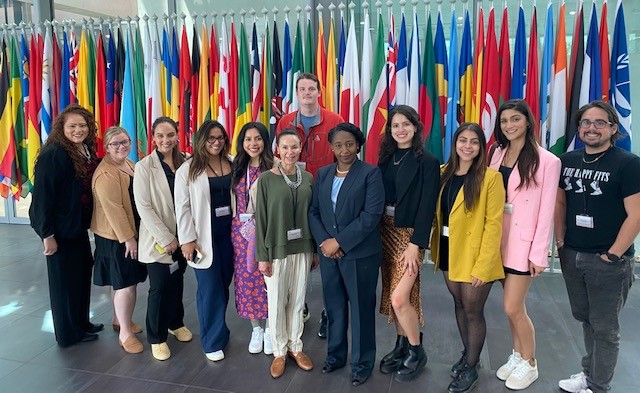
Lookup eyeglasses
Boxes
[108,139,131,149]
[578,119,612,129]
[206,136,226,144]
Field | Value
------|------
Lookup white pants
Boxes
[264,252,312,357]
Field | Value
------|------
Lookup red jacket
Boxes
[275,107,344,177]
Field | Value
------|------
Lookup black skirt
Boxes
[93,234,147,290]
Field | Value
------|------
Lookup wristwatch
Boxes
[603,252,622,263]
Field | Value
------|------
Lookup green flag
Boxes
[133,23,147,156]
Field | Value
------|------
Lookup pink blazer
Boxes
[489,145,561,271]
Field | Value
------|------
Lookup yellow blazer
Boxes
[430,167,505,283]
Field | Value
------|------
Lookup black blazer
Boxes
[308,159,385,259]
[29,143,88,240]
[380,151,440,248]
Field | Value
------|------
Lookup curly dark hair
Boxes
[328,122,366,153]
[188,120,230,182]
[42,104,98,178]
[232,122,274,190]
[378,105,425,165]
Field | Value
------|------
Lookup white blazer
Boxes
[175,159,214,269]
[133,151,178,265]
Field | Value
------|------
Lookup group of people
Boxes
[28,71,638,393]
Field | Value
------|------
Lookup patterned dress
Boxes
[231,166,268,320]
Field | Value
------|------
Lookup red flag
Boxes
[599,0,610,102]
[498,5,511,106]
[228,22,239,140]
[471,7,485,123]
[209,24,219,120]
[525,4,540,138]
[178,26,191,151]
[190,26,200,153]
[95,32,107,157]
[481,6,500,146]
[50,31,61,120]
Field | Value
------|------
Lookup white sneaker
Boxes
[248,326,264,354]
[205,350,224,362]
[559,372,588,392]
[505,359,539,390]
[496,350,523,381]
[578,389,593,393]
[263,327,273,355]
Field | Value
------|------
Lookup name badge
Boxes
[385,205,396,217]
[215,206,231,217]
[239,213,253,222]
[287,228,303,240]
[442,225,450,237]
[169,261,179,274]
[296,162,307,171]
[576,214,594,229]
[504,203,514,214]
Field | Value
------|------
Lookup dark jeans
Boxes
[146,256,188,344]
[560,247,633,392]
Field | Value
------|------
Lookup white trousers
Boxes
[264,252,312,357]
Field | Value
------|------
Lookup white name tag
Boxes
[296,162,307,171]
[576,214,594,229]
[239,213,253,222]
[169,261,179,274]
[287,228,302,240]
[504,203,514,214]
[215,206,231,217]
[442,225,450,237]
[385,205,396,217]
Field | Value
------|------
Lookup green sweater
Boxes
[255,170,315,262]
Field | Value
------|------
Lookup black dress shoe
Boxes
[448,364,478,392]
[86,323,104,334]
[451,349,467,378]
[380,335,409,374]
[394,333,428,382]
[317,310,327,339]
[351,375,369,387]
[80,333,99,343]
[321,362,344,374]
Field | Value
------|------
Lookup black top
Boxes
[440,174,466,226]
[209,173,232,208]
[499,165,513,195]
[156,150,176,198]
[382,148,411,204]
[127,175,140,230]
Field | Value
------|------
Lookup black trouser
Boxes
[46,235,93,347]
[145,255,188,344]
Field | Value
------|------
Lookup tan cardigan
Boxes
[90,155,137,243]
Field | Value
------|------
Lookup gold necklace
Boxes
[582,148,609,164]
[393,150,410,166]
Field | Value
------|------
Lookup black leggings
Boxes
[443,272,493,367]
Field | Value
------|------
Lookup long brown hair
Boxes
[441,123,487,211]
[41,104,98,178]
[188,120,230,182]
[231,122,274,190]
[378,105,425,165]
[151,117,185,169]
[493,99,539,190]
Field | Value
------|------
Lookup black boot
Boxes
[448,364,478,393]
[379,335,409,374]
[451,349,467,378]
[317,310,328,339]
[393,333,427,382]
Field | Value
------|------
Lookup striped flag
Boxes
[361,6,372,131]
[282,17,293,112]
[26,32,42,191]
[178,26,191,151]
[445,8,459,162]
[271,18,283,129]
[304,12,314,74]
[134,22,148,157]
[59,31,70,111]
[610,0,632,150]
[260,20,271,127]
[147,19,163,143]
[120,26,138,162]
[228,21,239,139]
[41,27,53,143]
[339,10,360,126]
[395,12,408,106]
[540,0,555,148]
[160,27,171,117]
[459,9,473,123]
[422,12,443,162]
[290,17,304,112]
[481,5,500,145]
[386,13,397,108]
[316,10,327,107]
[12,36,27,196]
[170,27,180,122]
[511,3,526,100]
[549,1,568,156]
[407,9,420,111]
[565,0,584,152]
[337,13,346,109]
[197,23,211,126]
[233,21,252,155]
[325,14,338,113]
[525,3,540,139]
[250,21,262,121]
[498,4,511,106]
[599,0,610,103]
[217,16,231,135]
[471,6,484,123]
[76,29,91,111]
[434,8,448,136]
[0,39,20,198]
[209,22,219,120]
[94,31,107,157]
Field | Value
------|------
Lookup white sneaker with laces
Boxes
[248,326,264,354]
[263,327,273,355]
[559,372,588,392]
[205,350,224,361]
[505,359,539,390]
[496,350,523,381]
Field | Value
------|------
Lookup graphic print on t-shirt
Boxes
[561,166,609,196]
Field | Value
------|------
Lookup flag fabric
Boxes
[459,9,473,123]
[498,4,511,106]
[549,1,568,156]
[41,27,53,143]
[525,3,540,139]
[579,2,602,110]
[105,29,117,130]
[395,13,408,106]
[11,36,27,196]
[147,19,163,145]
[251,21,262,121]
[434,9,448,137]
[386,13,397,108]
[160,27,171,117]
[511,4,526,100]
[233,21,253,154]
[50,30,61,120]
[445,8,459,162]
[360,7,372,130]
[170,27,180,122]
[260,20,271,127]
[610,0,631,150]
[271,18,283,129]
[133,22,148,157]
[325,15,337,113]
[115,28,126,122]
[178,26,191,151]
[198,23,211,126]
[407,9,420,111]
[87,28,96,113]
[94,31,107,157]
[304,12,314,74]
[1,39,20,198]
[189,26,200,153]
[471,6,484,123]
[316,11,327,108]
[68,29,78,104]
[339,11,360,126]
[599,0,610,103]
[365,12,390,165]
[289,17,304,112]
[337,13,346,109]
[20,33,30,144]
[481,5,500,146]
[120,27,138,162]
[540,1,555,148]
[228,21,239,139]
[422,12,443,162]
[282,17,293,112]
[59,31,70,112]
[418,9,432,135]
[565,1,585,152]
[76,29,91,111]
[26,32,43,191]
[217,17,231,135]
[209,23,220,120]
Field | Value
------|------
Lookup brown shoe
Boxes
[270,356,286,378]
[119,335,143,354]
[112,322,143,334]
[287,351,313,371]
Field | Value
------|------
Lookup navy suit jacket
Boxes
[308,159,385,259]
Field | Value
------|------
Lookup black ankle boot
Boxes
[448,364,478,392]
[451,349,468,378]
[394,333,428,382]
[379,335,409,374]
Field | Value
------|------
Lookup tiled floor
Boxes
[0,223,638,392]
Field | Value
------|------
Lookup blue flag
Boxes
[445,9,459,162]
[540,1,554,148]
[610,0,632,151]
[59,31,70,111]
[120,28,137,162]
[511,5,526,99]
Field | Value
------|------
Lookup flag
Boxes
[228,21,239,139]
[251,20,262,121]
[87,28,96,113]
[289,17,304,112]
[0,39,20,198]
[76,28,91,111]
[198,23,211,126]
[115,28,126,122]
[316,11,327,108]
[365,12,390,165]
[498,4,511,106]
[325,15,337,113]
[68,29,78,104]
[209,23,220,120]
[339,11,360,126]
[304,12,314,74]
[445,9,459,162]
[20,33,29,143]
[26,32,43,191]
[170,27,180,122]
[105,29,117,130]
[407,9,420,111]
[50,30,61,120]
[459,9,473,123]
[610,0,631,150]
[94,31,107,157]
[549,1,568,156]
[11,36,27,196]
[471,6,484,123]
[59,31,70,111]
[525,3,540,139]
[120,27,138,162]
[217,17,231,135]
[178,26,191,151]
[41,27,53,143]
[259,20,271,126]
[599,0,610,103]
[282,17,293,112]
[481,5,500,146]
[579,1,602,111]
[386,13,397,107]
[395,12,408,105]
[434,8,448,138]
[160,27,171,117]
[271,18,283,129]
[565,0,584,152]
[233,22,252,155]
[511,4,526,99]
[361,7,372,130]
[422,12,443,162]
[540,1,555,148]
[337,13,346,109]
[189,26,200,152]
[147,19,163,147]
[134,21,148,157]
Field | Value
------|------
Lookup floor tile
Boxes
[0,363,100,393]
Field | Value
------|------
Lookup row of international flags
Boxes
[0,0,633,201]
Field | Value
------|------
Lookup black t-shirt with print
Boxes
[559,146,640,255]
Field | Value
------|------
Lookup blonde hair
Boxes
[103,126,131,151]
